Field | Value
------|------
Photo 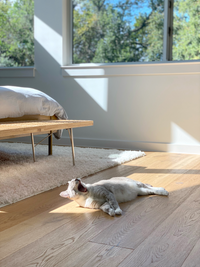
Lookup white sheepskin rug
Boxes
[0,142,145,207]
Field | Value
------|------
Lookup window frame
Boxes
[63,0,174,66]
[62,0,200,69]
[0,67,35,78]
[62,0,73,66]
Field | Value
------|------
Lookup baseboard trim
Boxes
[1,135,200,154]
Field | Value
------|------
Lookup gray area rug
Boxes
[0,142,145,207]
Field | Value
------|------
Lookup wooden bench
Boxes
[0,117,93,165]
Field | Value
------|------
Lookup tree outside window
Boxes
[0,0,34,67]
[73,0,165,63]
[73,0,200,63]
[173,0,200,61]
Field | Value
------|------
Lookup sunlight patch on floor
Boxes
[49,202,98,214]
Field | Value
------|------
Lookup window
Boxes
[72,0,164,64]
[0,0,34,67]
[71,0,200,64]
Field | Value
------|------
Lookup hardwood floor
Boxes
[1,152,200,267]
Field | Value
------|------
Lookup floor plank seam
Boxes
[88,240,135,251]
[180,240,199,267]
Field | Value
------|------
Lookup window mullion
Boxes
[163,0,174,61]
[62,0,73,65]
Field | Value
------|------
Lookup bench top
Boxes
[0,120,93,139]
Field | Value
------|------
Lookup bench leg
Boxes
[48,131,53,155]
[68,128,75,166]
[31,133,36,162]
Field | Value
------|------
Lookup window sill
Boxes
[0,67,35,78]
[61,61,200,78]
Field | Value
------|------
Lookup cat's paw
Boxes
[108,209,115,217]
[159,188,169,196]
[163,189,169,196]
[115,207,122,215]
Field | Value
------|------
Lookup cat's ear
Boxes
[60,191,70,198]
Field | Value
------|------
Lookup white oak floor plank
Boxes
[56,243,132,267]
[0,210,118,267]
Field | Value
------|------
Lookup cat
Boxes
[60,177,169,216]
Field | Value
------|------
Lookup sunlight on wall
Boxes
[75,78,108,111]
[34,16,108,111]
[34,16,62,64]
[171,122,200,145]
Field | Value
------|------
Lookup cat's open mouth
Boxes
[78,181,87,193]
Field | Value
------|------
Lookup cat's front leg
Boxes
[98,187,122,216]
[100,202,122,216]
[100,202,115,216]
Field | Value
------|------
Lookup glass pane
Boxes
[0,0,34,67]
[173,0,200,61]
[73,0,164,64]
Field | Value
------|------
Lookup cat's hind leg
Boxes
[137,182,169,196]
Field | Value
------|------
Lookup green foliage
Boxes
[73,0,200,63]
[0,0,34,67]
[73,0,165,63]
[173,0,200,60]
[0,0,199,66]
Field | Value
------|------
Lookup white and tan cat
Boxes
[60,177,169,216]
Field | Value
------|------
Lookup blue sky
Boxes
[75,0,152,25]
[104,0,151,14]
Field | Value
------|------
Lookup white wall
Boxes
[1,0,200,154]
